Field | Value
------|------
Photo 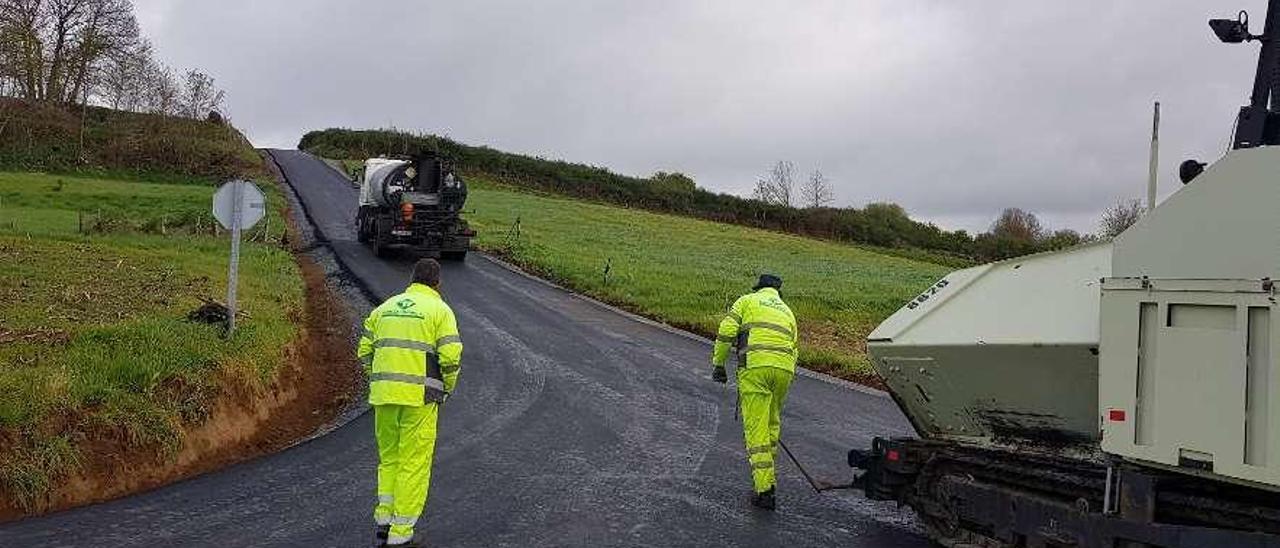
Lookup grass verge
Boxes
[0,170,301,511]
[464,179,950,382]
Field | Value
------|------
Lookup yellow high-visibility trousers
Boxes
[738,366,794,493]
[374,404,439,545]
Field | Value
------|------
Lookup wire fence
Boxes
[0,203,279,244]
[497,214,615,288]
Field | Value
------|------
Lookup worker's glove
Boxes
[712,367,728,384]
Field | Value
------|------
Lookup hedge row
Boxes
[300,129,978,264]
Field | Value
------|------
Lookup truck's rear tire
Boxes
[373,219,391,258]
[357,216,370,244]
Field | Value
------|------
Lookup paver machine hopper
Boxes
[843,3,1280,546]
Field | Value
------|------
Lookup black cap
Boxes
[753,274,783,291]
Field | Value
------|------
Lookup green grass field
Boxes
[0,171,301,509]
[0,172,286,238]
[465,180,951,379]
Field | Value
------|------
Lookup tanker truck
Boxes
[842,4,1280,547]
[356,153,473,259]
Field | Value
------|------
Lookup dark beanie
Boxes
[753,274,782,291]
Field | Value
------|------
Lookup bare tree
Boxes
[180,68,223,118]
[99,37,148,110]
[43,0,87,102]
[0,0,233,121]
[1099,199,1144,238]
[0,0,141,103]
[799,169,834,208]
[138,57,177,114]
[64,0,140,105]
[754,160,794,207]
[0,0,48,100]
[990,207,1046,243]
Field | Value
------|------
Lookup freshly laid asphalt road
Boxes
[0,150,928,547]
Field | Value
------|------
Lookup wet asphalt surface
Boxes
[0,150,928,547]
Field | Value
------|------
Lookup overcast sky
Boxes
[132,1,1266,234]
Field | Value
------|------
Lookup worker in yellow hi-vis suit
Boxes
[357,259,462,547]
[711,274,798,511]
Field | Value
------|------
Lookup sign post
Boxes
[213,180,266,337]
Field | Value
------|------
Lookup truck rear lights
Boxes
[886,449,901,462]
[1108,409,1127,422]
[400,202,414,222]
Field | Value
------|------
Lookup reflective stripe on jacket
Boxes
[712,287,798,373]
[357,283,463,406]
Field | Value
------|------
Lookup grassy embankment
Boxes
[464,179,950,380]
[0,100,303,511]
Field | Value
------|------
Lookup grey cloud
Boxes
[134,0,1267,233]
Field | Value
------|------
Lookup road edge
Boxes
[475,253,889,399]
[264,149,375,437]
[270,147,889,402]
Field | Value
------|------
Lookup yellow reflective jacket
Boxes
[358,283,463,406]
[712,287,798,373]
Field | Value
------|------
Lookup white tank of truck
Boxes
[359,158,410,208]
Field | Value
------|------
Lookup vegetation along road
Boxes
[0,101,360,521]
[0,170,295,509]
[0,150,931,547]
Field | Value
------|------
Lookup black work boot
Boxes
[752,487,777,511]
[379,531,422,548]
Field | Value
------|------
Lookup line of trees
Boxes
[0,0,224,119]
[973,199,1146,261]
[975,207,1085,261]
[715,159,1149,262]
[752,160,834,209]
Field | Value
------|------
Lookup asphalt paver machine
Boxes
[843,3,1280,546]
